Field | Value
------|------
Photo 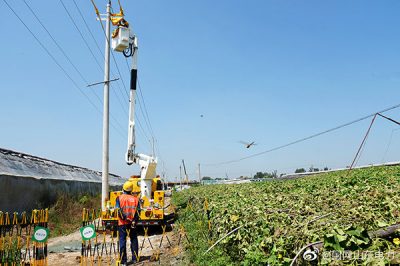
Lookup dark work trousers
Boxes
[119,224,139,264]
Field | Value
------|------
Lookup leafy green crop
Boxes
[173,166,400,265]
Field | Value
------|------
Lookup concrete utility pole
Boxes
[179,165,182,190]
[101,0,111,211]
[198,163,201,184]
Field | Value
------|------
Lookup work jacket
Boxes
[116,193,139,226]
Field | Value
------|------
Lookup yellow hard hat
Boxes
[131,179,141,194]
[122,181,133,192]
[131,186,141,194]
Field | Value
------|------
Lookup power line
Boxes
[2,0,126,140]
[72,0,129,116]
[137,79,156,138]
[59,0,130,135]
[91,2,156,145]
[72,0,103,58]
[92,4,130,99]
[23,0,127,135]
[135,113,151,142]
[381,127,400,163]
[204,103,400,166]
[135,87,154,139]
[23,0,90,85]
[89,1,156,144]
[124,57,156,140]
[90,0,160,158]
[59,0,103,72]
[22,0,104,110]
[349,114,377,170]
[2,0,98,111]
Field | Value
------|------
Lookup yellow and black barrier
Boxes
[81,208,184,265]
[80,208,119,266]
[0,209,49,266]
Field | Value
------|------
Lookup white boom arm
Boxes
[126,35,138,165]
[124,33,157,199]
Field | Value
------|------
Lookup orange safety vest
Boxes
[118,194,139,226]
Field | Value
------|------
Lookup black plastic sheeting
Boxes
[0,148,125,212]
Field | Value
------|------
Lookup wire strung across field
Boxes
[204,103,400,166]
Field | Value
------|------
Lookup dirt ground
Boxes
[47,226,187,265]
[47,196,190,266]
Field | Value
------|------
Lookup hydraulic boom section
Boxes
[126,36,138,166]
[124,34,158,200]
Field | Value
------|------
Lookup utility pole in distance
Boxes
[198,163,201,184]
[179,165,182,190]
[101,0,111,211]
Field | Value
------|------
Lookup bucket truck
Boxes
[102,23,168,226]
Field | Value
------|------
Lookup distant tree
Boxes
[295,168,306,173]
[254,172,265,179]
[202,176,212,181]
[253,171,277,179]
[308,166,319,172]
[323,166,329,171]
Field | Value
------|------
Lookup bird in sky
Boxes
[239,141,256,149]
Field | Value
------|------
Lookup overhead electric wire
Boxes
[107,5,157,146]
[381,127,400,163]
[135,113,151,142]
[71,0,121,109]
[123,57,157,148]
[89,1,156,145]
[124,58,158,155]
[71,0,103,58]
[2,0,97,110]
[72,0,129,116]
[59,0,103,72]
[92,4,129,99]
[349,114,377,170]
[123,56,156,139]
[90,0,161,158]
[23,0,122,132]
[22,0,91,86]
[137,79,156,138]
[2,0,126,139]
[91,1,156,147]
[59,0,130,135]
[135,86,155,139]
[204,103,400,166]
[63,0,129,118]
[353,113,400,168]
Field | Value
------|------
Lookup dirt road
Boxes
[47,196,189,265]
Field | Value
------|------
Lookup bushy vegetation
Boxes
[173,166,400,265]
[48,193,100,236]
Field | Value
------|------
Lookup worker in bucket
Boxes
[116,181,140,265]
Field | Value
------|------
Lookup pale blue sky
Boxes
[1,0,399,181]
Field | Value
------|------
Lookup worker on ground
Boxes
[116,181,140,265]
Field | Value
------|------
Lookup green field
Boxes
[173,165,400,265]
